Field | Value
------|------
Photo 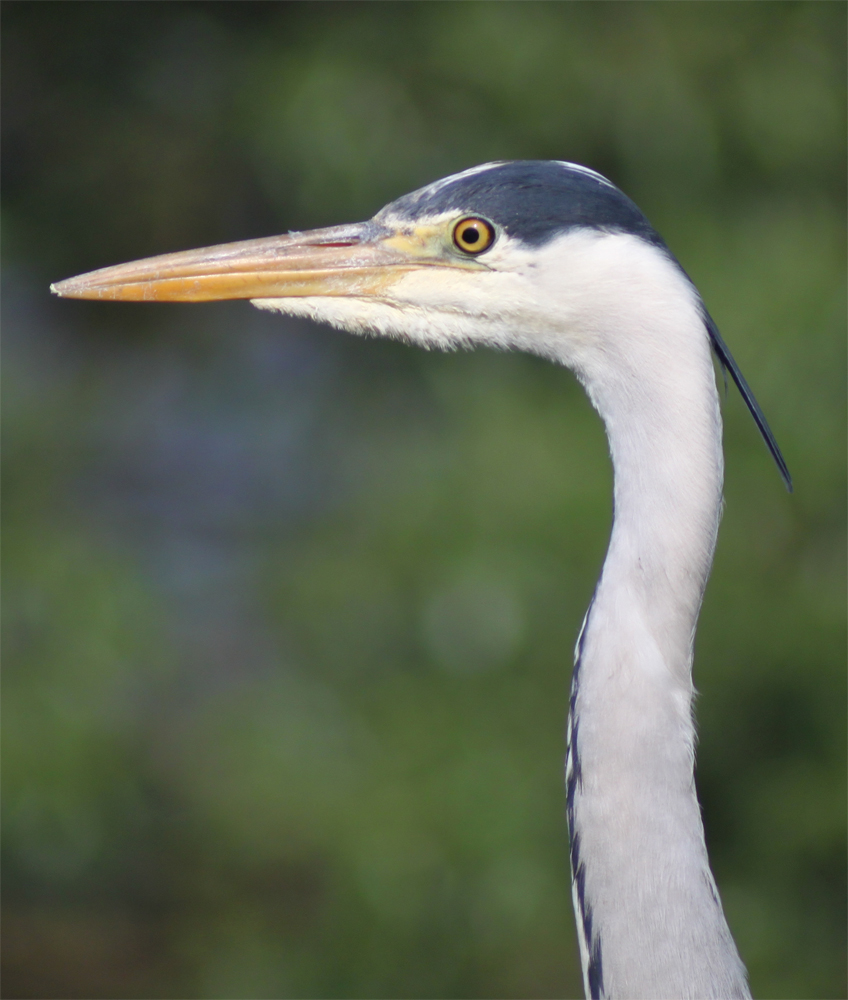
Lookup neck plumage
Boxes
[560,247,751,999]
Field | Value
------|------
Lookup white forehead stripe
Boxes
[405,161,617,208]
[555,161,617,189]
[405,162,506,202]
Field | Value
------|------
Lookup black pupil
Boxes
[462,225,480,245]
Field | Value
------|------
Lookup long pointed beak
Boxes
[50,221,455,303]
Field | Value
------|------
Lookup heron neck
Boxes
[596,358,723,679]
[564,300,749,998]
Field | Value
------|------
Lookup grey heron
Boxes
[52,160,791,1000]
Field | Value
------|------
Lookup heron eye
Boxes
[452,217,495,255]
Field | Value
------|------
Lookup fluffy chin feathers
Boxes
[250,295,513,353]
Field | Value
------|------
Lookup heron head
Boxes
[51,161,673,355]
[52,159,791,488]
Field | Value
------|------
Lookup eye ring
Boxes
[452,217,495,255]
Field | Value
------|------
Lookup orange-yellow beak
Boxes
[51,221,465,303]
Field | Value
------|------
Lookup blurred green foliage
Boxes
[2,3,845,998]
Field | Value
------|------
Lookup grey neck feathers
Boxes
[565,297,751,999]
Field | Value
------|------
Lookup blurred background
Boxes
[2,3,845,998]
